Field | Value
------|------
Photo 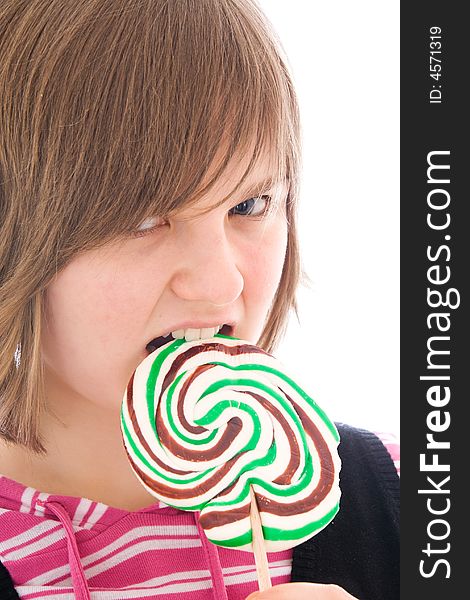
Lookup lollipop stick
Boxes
[250,486,272,591]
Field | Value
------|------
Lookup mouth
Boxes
[145,324,233,354]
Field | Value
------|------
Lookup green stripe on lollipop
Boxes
[261,502,339,541]
[207,502,340,548]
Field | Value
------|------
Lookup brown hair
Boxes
[0,0,301,453]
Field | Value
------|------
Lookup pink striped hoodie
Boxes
[0,433,399,599]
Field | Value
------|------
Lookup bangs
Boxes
[3,0,299,256]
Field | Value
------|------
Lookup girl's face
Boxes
[41,152,289,413]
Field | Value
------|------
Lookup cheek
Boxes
[44,252,156,348]
[244,219,288,310]
[44,267,128,352]
[41,254,158,406]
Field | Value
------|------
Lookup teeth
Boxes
[171,329,185,339]
[171,325,222,342]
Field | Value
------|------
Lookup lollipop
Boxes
[120,334,341,556]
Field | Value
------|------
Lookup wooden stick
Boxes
[250,486,272,591]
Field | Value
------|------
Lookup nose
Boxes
[169,223,244,306]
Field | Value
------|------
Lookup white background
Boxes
[258,1,400,436]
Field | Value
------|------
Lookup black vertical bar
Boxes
[401,2,467,598]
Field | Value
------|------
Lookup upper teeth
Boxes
[171,325,223,342]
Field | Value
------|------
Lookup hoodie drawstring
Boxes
[41,500,91,600]
[38,500,227,599]
[195,513,229,600]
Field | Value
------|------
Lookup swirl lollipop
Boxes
[120,334,341,559]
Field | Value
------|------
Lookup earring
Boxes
[14,343,21,369]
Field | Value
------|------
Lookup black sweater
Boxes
[292,423,400,599]
[0,423,399,599]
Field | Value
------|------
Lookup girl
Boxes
[0,1,399,598]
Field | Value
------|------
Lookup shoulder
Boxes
[337,423,399,476]
[374,430,400,475]
[335,423,400,514]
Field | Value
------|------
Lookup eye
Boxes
[229,196,271,218]
[131,216,167,238]
[131,195,273,238]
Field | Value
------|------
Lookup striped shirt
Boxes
[0,433,399,599]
